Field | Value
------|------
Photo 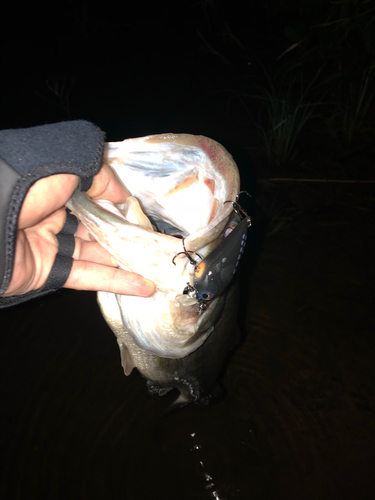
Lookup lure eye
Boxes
[201,292,212,301]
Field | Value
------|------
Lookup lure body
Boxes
[194,216,249,302]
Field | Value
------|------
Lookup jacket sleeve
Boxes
[0,120,105,307]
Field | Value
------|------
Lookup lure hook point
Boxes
[172,239,202,267]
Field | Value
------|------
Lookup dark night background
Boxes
[1,1,375,499]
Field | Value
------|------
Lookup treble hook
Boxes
[182,282,207,313]
[224,191,252,227]
[172,239,203,267]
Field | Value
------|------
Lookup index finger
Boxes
[64,260,156,297]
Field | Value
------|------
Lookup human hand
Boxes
[1,164,156,298]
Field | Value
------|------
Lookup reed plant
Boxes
[322,65,375,146]
[251,69,323,167]
[340,67,374,145]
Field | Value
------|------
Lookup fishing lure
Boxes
[174,192,251,307]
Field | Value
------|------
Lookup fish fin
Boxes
[163,392,192,415]
[147,380,173,397]
[118,342,135,376]
[163,383,224,415]
[197,382,224,406]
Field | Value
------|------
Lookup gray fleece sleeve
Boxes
[0,120,105,307]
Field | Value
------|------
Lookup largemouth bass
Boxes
[67,133,247,406]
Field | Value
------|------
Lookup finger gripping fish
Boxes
[67,133,249,408]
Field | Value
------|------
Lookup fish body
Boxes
[67,133,245,405]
